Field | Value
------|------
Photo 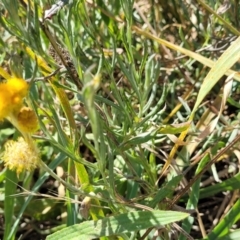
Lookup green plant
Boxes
[1,0,240,239]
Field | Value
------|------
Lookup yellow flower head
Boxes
[16,107,39,133]
[2,137,40,175]
[0,78,29,120]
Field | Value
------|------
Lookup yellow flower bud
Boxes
[16,107,39,133]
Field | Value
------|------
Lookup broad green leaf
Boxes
[46,210,189,239]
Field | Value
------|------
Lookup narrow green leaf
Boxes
[192,37,240,114]
[158,122,191,134]
[121,130,157,147]
[218,229,240,240]
[180,153,210,239]
[7,154,66,240]
[149,175,183,208]
[205,199,240,239]
[199,172,240,199]
[4,169,17,240]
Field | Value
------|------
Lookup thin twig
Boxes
[40,20,82,89]
[26,67,61,83]
[169,134,240,208]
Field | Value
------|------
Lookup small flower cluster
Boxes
[0,69,40,175]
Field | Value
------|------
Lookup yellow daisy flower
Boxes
[0,67,39,134]
[0,77,29,121]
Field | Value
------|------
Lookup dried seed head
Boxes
[2,137,40,175]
